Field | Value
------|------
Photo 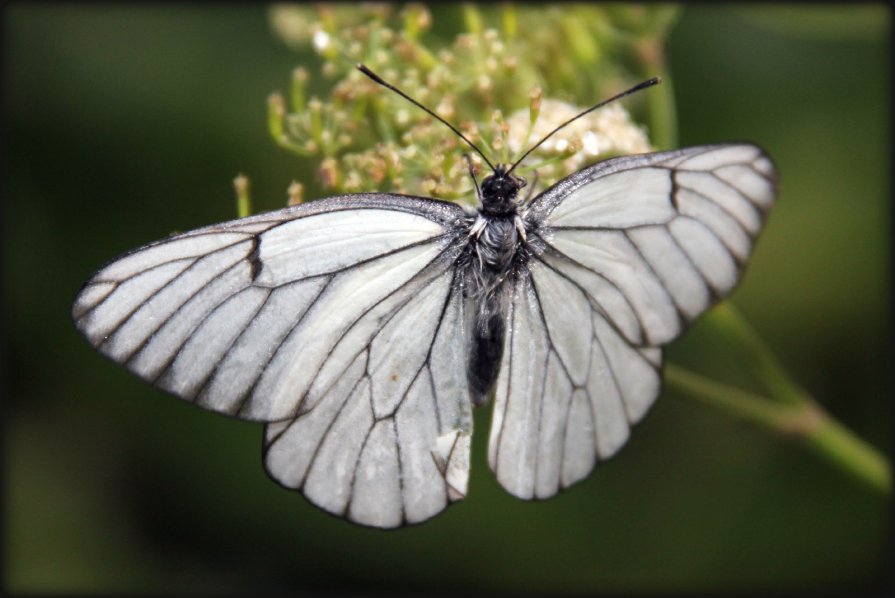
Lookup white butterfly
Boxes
[72,68,777,528]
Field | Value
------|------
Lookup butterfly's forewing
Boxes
[489,144,777,499]
[73,193,474,527]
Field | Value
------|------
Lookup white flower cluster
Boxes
[506,99,652,177]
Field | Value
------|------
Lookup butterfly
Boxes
[72,65,777,528]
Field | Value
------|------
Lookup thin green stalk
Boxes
[648,71,677,150]
[664,364,796,431]
[233,174,252,219]
[636,35,677,150]
[802,405,891,497]
[706,302,810,406]
[665,363,891,496]
[669,303,890,495]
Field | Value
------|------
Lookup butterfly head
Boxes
[480,165,526,216]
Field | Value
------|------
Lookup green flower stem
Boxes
[706,302,808,406]
[233,174,252,219]
[462,4,484,35]
[647,70,677,150]
[665,364,793,430]
[802,407,891,497]
[664,308,891,496]
[501,4,517,39]
[635,35,677,150]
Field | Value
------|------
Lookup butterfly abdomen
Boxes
[467,307,505,407]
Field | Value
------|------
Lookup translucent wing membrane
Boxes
[73,194,472,527]
[488,269,661,499]
[263,269,472,527]
[526,143,776,347]
[490,143,776,498]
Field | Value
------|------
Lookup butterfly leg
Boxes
[464,154,482,203]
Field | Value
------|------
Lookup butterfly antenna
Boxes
[357,64,496,172]
[507,77,662,175]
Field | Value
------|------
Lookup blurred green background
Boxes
[4,3,890,594]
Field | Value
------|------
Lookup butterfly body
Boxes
[462,165,537,406]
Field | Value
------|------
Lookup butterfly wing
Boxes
[263,266,472,527]
[73,193,473,527]
[489,143,777,498]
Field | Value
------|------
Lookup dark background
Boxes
[4,4,890,593]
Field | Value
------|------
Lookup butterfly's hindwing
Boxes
[488,265,662,500]
[263,267,473,527]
